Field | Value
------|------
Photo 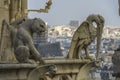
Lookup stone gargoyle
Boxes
[1,18,46,64]
[67,14,104,60]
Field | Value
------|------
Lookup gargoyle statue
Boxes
[67,14,104,60]
[1,18,46,64]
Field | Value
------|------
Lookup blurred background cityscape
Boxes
[33,20,120,80]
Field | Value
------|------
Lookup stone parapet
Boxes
[0,63,55,80]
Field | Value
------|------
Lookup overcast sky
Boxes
[28,0,120,26]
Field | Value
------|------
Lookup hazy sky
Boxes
[28,0,120,26]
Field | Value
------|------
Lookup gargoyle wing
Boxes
[72,21,90,40]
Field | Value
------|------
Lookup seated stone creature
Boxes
[2,18,46,64]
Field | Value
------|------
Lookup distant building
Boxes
[35,42,63,57]
[69,20,79,27]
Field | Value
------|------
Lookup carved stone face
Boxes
[32,18,46,35]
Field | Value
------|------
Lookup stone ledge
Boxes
[0,63,38,69]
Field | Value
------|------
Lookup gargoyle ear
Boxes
[33,18,38,20]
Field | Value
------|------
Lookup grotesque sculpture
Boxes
[67,14,104,60]
[2,18,46,64]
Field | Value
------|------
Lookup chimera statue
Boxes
[2,18,46,64]
[67,14,104,60]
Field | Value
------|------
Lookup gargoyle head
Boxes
[32,18,46,35]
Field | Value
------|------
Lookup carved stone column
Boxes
[21,0,28,18]
[9,0,28,23]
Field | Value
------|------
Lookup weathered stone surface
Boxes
[67,14,104,60]
[0,63,56,80]
[1,18,46,64]
[0,0,28,61]
[0,1,105,79]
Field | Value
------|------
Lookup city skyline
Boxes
[28,0,120,26]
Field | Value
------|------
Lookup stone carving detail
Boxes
[28,0,52,13]
[1,18,46,64]
[67,14,104,60]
